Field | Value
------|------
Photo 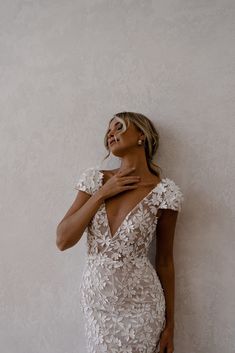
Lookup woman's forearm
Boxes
[156,262,175,328]
[56,190,104,250]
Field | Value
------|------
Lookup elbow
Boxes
[56,220,84,251]
[56,239,66,251]
[56,223,67,251]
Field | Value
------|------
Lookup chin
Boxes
[110,148,127,158]
[109,140,129,157]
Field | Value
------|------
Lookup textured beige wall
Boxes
[1,1,235,352]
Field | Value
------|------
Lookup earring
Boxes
[137,139,143,145]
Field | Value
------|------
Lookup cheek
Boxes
[115,124,137,144]
[119,133,136,145]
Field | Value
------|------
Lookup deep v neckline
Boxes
[98,170,165,239]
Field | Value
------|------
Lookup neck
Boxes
[118,152,152,178]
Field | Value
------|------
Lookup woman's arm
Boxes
[56,166,141,251]
[56,189,104,251]
[155,208,179,329]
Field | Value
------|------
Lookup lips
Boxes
[109,138,118,145]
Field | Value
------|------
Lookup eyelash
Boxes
[107,123,122,134]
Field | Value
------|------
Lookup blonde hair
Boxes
[102,111,162,178]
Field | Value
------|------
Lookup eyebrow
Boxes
[107,121,121,133]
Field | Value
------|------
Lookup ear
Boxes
[139,131,145,138]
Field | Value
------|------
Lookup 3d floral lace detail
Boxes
[74,165,103,195]
[74,166,184,353]
[158,178,184,212]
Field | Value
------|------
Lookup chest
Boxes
[104,187,163,238]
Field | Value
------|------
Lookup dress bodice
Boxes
[74,166,184,262]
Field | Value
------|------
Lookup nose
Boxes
[107,127,116,140]
[108,130,120,145]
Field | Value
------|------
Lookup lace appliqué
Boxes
[74,166,184,353]
[158,178,184,212]
[74,166,102,195]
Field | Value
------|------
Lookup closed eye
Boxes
[107,122,123,134]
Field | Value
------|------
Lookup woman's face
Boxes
[107,116,142,157]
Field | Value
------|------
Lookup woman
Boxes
[56,112,184,353]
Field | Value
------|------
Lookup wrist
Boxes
[94,190,106,203]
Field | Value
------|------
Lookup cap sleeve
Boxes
[159,178,184,212]
[74,166,100,195]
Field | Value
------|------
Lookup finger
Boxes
[120,176,141,183]
[120,179,141,186]
[121,185,139,191]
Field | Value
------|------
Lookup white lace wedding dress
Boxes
[74,166,184,353]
